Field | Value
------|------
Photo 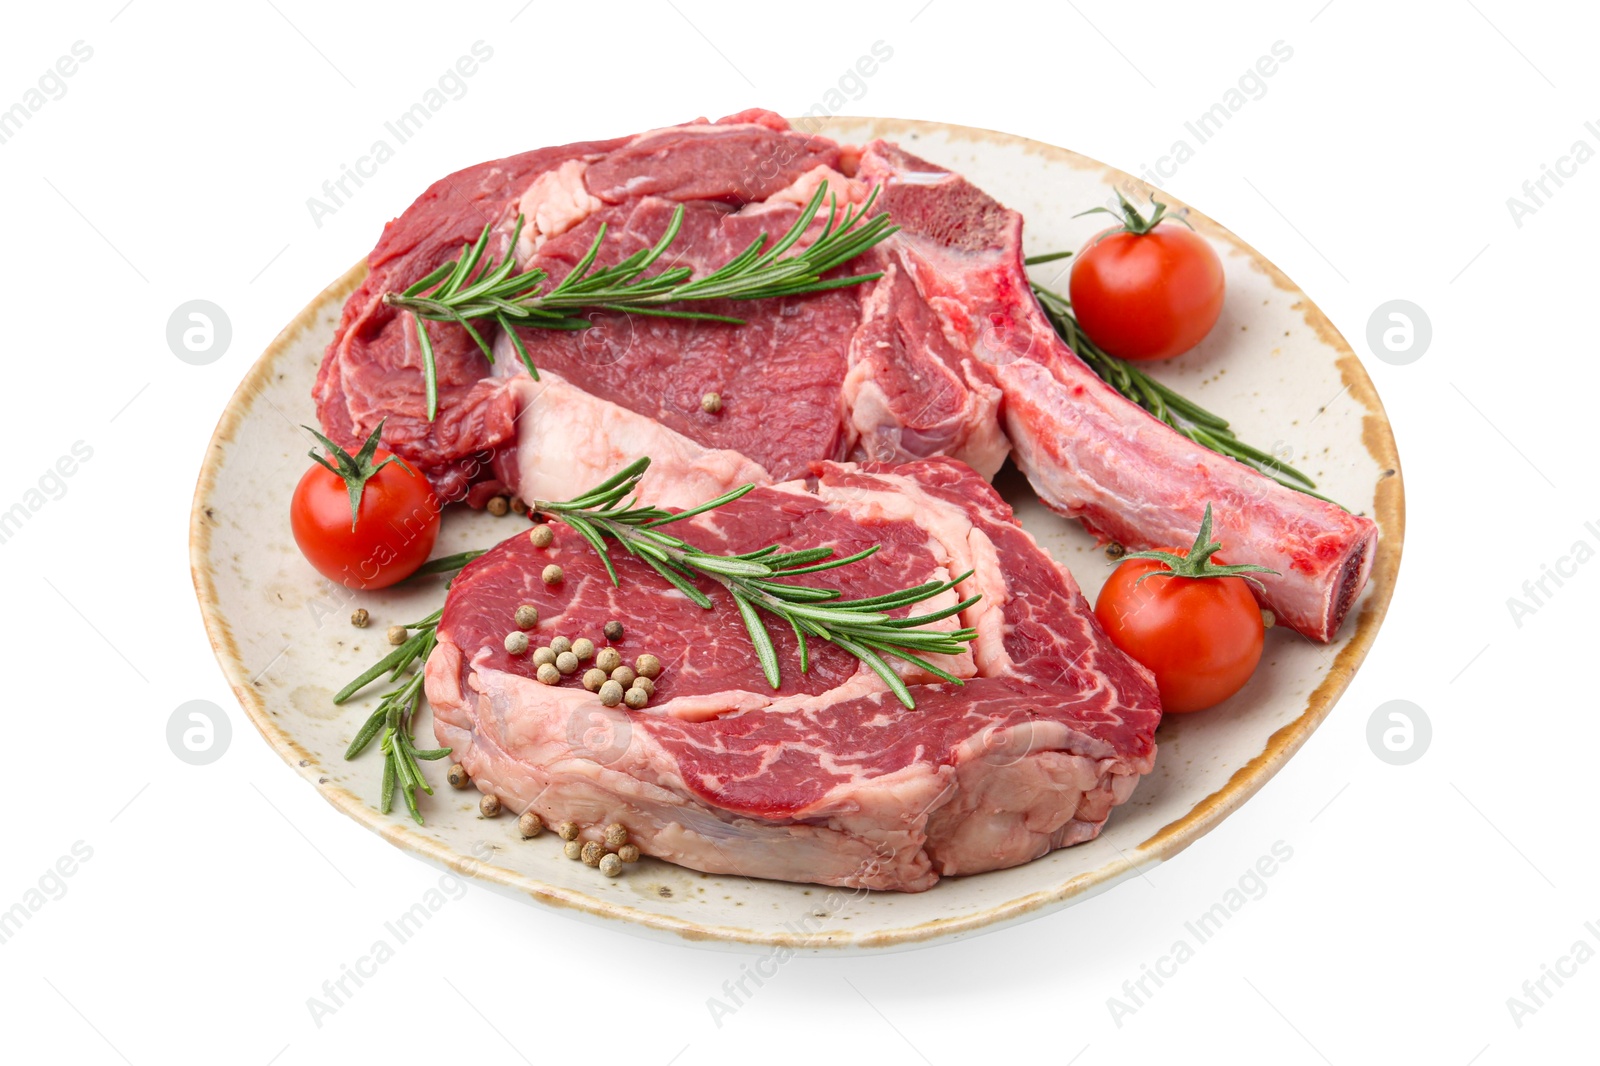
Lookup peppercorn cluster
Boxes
[448,764,642,878]
[502,524,665,710]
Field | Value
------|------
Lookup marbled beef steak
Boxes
[315,109,1374,641]
[425,452,1161,892]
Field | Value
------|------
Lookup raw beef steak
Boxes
[425,458,1161,892]
[317,109,1375,641]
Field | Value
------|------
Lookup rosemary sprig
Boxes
[531,458,980,710]
[385,181,899,419]
[1027,276,1330,501]
[338,609,450,824]
[336,549,485,824]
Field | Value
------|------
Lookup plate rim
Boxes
[189,115,1405,952]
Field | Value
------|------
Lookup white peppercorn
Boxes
[624,686,649,710]
[486,495,510,516]
[504,631,530,655]
[580,841,604,867]
[595,647,622,673]
[529,524,555,548]
[532,646,557,667]
[599,852,623,877]
[603,823,628,849]
[514,604,539,629]
[517,812,543,838]
[563,840,582,860]
[555,651,580,675]
[571,637,595,660]
[387,625,408,645]
[635,654,662,679]
[631,675,655,698]
[610,665,636,688]
[480,794,501,818]
[536,663,561,685]
[557,821,580,841]
[598,680,624,707]
[582,668,608,692]
[542,564,563,585]
[550,635,572,655]
[447,763,469,789]
[617,844,640,863]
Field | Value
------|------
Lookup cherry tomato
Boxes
[1093,534,1269,714]
[291,424,440,590]
[1069,194,1225,362]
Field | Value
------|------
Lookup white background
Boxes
[1,2,1592,1063]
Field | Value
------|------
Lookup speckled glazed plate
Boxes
[190,117,1402,953]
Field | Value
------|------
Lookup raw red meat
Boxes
[317,110,1375,641]
[426,455,1161,892]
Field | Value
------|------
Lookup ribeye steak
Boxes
[317,109,1375,642]
[425,448,1161,892]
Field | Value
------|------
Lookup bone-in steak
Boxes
[318,109,1376,641]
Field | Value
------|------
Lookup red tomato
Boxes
[1094,550,1265,714]
[291,426,440,590]
[1069,197,1225,362]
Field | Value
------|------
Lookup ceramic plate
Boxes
[190,117,1403,953]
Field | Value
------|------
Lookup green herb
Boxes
[1121,503,1281,589]
[406,549,486,579]
[303,419,415,530]
[337,548,484,824]
[531,458,980,710]
[384,181,899,420]
[1027,279,1330,501]
[338,608,449,824]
